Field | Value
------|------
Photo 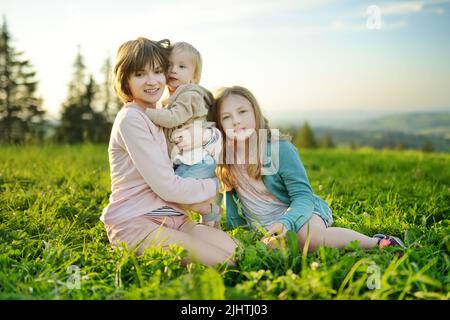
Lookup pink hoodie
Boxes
[100,103,217,226]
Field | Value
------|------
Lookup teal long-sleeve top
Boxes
[225,139,331,232]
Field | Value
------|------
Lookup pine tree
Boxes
[395,142,406,151]
[0,18,45,144]
[421,140,433,153]
[83,74,110,143]
[294,121,318,149]
[58,48,109,143]
[350,141,358,150]
[57,47,88,143]
[99,55,121,122]
[320,134,335,149]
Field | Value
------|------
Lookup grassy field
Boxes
[0,144,448,299]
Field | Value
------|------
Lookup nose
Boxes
[145,73,158,85]
[232,116,240,126]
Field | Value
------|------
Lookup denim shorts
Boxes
[312,205,334,228]
[174,154,216,179]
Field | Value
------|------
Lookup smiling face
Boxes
[167,48,196,92]
[128,63,166,108]
[219,94,257,141]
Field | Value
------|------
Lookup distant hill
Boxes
[349,111,450,138]
[277,111,450,152]
[312,127,450,152]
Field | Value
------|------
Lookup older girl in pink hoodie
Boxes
[100,38,237,266]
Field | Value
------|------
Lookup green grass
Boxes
[0,144,448,299]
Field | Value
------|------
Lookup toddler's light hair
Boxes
[172,42,203,84]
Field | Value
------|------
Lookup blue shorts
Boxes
[174,154,216,179]
[312,208,334,228]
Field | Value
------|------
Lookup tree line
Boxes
[284,122,436,152]
[0,18,121,144]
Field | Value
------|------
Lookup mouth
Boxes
[144,88,159,94]
[168,77,178,82]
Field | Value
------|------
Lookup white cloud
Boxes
[346,0,449,19]
[380,1,425,16]
[432,7,446,14]
[314,0,447,34]
[361,0,449,17]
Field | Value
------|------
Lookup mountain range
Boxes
[277,110,450,152]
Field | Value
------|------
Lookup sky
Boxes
[2,0,450,125]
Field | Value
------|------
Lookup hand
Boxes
[180,197,218,215]
[171,123,210,151]
[203,220,222,229]
[261,222,287,249]
[169,143,181,159]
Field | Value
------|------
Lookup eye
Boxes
[135,71,144,77]
[239,110,247,114]
[222,115,230,120]
[155,68,163,74]
[180,64,186,69]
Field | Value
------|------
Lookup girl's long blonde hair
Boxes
[213,86,290,191]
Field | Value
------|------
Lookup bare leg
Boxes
[297,215,379,251]
[136,222,236,267]
[181,220,239,264]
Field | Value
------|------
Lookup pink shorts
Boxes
[105,214,195,254]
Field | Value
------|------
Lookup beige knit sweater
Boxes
[145,84,215,157]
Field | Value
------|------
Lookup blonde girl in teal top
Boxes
[213,86,405,252]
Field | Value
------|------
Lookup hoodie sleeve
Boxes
[277,142,315,232]
[145,90,204,128]
[118,111,218,203]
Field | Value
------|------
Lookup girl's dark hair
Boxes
[113,37,171,103]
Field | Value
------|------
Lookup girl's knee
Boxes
[297,224,326,252]
[298,237,322,252]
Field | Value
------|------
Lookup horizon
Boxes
[42,105,450,128]
[270,106,450,127]
[2,0,450,124]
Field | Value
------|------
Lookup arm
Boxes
[203,127,222,158]
[276,142,315,232]
[171,124,213,151]
[145,91,203,128]
[119,112,218,204]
